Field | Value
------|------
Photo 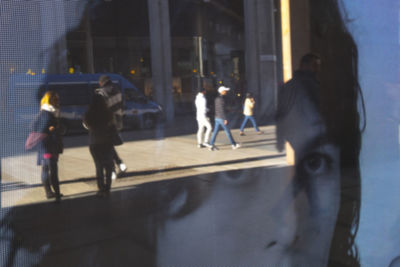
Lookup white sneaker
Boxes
[203,143,212,148]
[197,144,205,148]
[111,171,117,180]
[232,144,241,150]
[119,163,127,172]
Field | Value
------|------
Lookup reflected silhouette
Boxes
[1,167,287,267]
[275,2,364,266]
[156,1,364,267]
[1,154,284,193]
[0,0,368,266]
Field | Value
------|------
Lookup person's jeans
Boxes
[240,115,260,132]
[210,118,236,145]
[41,157,60,196]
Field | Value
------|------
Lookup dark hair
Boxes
[84,94,113,130]
[145,0,365,266]
[155,1,364,266]
[246,92,253,98]
[276,0,365,266]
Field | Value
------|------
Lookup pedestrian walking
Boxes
[96,75,127,179]
[209,86,240,151]
[239,93,263,136]
[31,91,63,202]
[83,94,115,197]
[195,88,212,148]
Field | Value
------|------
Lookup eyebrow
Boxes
[298,132,334,156]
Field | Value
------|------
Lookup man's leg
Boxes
[90,145,105,192]
[196,119,205,146]
[209,119,222,146]
[112,146,126,177]
[104,163,113,194]
[112,146,122,165]
[240,116,249,133]
[104,143,114,194]
[249,116,260,132]
[221,123,236,145]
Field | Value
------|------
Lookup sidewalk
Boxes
[1,124,286,208]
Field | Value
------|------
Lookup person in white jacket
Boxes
[195,88,212,148]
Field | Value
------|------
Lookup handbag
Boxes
[25,132,47,150]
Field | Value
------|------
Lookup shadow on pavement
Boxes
[63,113,274,149]
[1,154,284,192]
[0,165,288,267]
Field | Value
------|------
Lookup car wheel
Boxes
[142,114,155,129]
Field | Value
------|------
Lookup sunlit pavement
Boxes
[1,125,286,208]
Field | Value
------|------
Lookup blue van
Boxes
[8,73,162,134]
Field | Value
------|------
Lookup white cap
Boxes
[218,86,230,94]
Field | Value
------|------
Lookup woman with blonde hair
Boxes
[32,91,63,202]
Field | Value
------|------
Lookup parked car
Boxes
[7,73,162,134]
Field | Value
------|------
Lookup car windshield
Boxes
[48,83,90,106]
[125,88,146,102]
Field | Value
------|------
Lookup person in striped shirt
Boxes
[96,75,127,178]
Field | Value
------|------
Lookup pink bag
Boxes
[25,132,47,150]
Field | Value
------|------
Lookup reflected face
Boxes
[156,90,340,266]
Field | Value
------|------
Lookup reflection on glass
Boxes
[0,0,370,266]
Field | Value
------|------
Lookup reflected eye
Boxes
[299,153,332,176]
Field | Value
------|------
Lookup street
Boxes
[1,123,285,208]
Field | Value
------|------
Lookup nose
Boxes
[236,166,301,252]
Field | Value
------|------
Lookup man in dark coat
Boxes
[96,75,127,178]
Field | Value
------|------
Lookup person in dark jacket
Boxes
[209,86,240,151]
[83,94,115,197]
[96,75,127,179]
[33,91,63,201]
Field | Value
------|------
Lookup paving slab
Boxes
[1,125,286,207]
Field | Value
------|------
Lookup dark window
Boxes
[48,83,90,106]
[125,88,147,103]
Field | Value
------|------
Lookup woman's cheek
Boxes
[313,173,341,217]
[295,167,341,264]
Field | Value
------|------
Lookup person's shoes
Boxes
[119,163,127,172]
[111,171,117,180]
[55,193,63,202]
[240,132,245,136]
[232,144,241,150]
[46,192,56,199]
[209,145,218,151]
[203,143,212,148]
[197,144,206,148]
[257,131,264,135]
